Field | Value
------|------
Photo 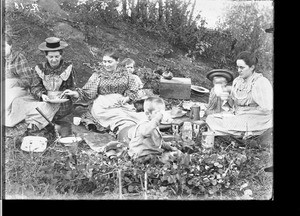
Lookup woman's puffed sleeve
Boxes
[252,77,273,111]
[124,74,140,101]
[76,72,100,102]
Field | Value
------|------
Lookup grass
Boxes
[3,128,273,200]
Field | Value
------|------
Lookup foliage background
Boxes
[5,0,273,80]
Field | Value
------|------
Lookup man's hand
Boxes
[153,111,164,124]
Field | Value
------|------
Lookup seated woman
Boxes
[205,51,273,139]
[25,37,77,131]
[3,31,40,130]
[205,69,234,115]
[62,48,147,135]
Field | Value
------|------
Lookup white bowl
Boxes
[58,137,82,145]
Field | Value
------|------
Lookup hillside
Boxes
[7,8,217,103]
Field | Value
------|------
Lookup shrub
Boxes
[216,1,274,78]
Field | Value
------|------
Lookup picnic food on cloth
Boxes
[21,136,47,152]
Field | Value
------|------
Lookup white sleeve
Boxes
[252,77,273,111]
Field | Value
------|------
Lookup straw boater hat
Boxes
[206,69,235,83]
[38,37,68,51]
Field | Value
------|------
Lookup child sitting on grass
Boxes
[117,96,180,160]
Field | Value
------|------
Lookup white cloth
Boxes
[4,78,59,129]
[90,93,148,133]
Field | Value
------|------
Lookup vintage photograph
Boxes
[1,0,273,200]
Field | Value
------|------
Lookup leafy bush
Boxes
[5,134,265,198]
[216,1,274,77]
[191,28,237,69]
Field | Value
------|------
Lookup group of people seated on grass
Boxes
[3,29,273,161]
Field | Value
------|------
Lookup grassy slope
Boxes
[9,14,214,99]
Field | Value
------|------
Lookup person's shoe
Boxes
[26,123,40,136]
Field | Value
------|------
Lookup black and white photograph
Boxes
[1,0,273,200]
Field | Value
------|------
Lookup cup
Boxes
[73,117,81,126]
[189,105,201,121]
[201,131,215,149]
[214,84,223,96]
[220,91,230,101]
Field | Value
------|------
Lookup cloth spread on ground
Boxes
[90,94,148,133]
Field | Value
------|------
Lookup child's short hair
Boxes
[213,76,228,85]
[121,58,135,66]
[144,97,165,114]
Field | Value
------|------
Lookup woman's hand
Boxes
[41,94,50,102]
[122,96,130,104]
[62,89,79,98]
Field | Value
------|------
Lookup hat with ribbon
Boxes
[206,69,235,83]
[38,37,68,51]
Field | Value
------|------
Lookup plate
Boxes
[47,98,69,104]
[191,85,209,94]
[58,137,82,144]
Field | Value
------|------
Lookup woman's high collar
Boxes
[96,66,128,77]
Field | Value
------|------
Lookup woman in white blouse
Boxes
[205,51,273,139]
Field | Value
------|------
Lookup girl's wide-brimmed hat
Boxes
[206,69,235,83]
[38,37,68,51]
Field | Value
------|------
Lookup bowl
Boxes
[47,91,63,99]
[58,136,82,145]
